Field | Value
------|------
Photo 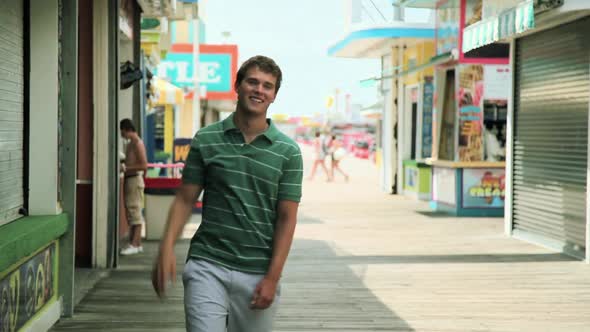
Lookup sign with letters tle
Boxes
[157,44,238,100]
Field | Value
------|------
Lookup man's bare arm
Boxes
[152,183,203,297]
[267,200,299,281]
[251,200,298,309]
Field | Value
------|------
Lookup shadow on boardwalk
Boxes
[52,236,414,331]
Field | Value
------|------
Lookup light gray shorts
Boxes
[183,258,281,332]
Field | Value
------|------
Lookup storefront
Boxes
[328,23,435,194]
[0,0,79,329]
[423,0,511,217]
[463,0,590,259]
[400,41,436,200]
[145,76,185,164]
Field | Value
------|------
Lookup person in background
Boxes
[329,135,349,182]
[151,55,303,332]
[307,131,331,181]
[119,118,148,255]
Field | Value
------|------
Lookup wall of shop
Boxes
[76,0,95,268]
[29,0,60,215]
[403,41,435,86]
[0,0,75,330]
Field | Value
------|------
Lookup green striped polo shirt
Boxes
[182,113,303,274]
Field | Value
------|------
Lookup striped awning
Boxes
[462,0,535,53]
[150,77,185,106]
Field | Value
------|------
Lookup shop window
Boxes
[483,101,507,162]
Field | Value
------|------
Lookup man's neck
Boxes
[233,108,268,137]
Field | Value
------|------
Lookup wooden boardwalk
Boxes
[52,146,590,331]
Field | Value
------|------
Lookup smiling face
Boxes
[235,66,278,116]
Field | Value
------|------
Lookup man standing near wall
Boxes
[120,119,148,255]
[152,55,303,331]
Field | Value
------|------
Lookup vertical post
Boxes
[453,66,460,162]
[416,84,423,161]
[393,3,405,21]
[192,10,201,134]
[132,1,142,135]
[396,45,405,194]
[586,47,590,263]
[165,105,174,155]
[59,0,79,317]
[107,0,120,267]
[335,88,340,114]
[29,0,60,215]
[505,38,516,237]
[92,0,118,268]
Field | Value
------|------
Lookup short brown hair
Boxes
[120,118,136,132]
[235,55,282,93]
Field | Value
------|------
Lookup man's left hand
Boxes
[250,277,278,310]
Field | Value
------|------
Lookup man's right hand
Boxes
[152,246,176,298]
[151,184,203,298]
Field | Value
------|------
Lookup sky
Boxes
[202,0,432,117]
[202,0,379,117]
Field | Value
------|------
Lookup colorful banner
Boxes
[157,44,238,100]
[421,79,434,159]
[0,243,56,332]
[462,168,505,208]
[458,65,484,162]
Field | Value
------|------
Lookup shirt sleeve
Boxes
[182,134,206,186]
[277,148,303,202]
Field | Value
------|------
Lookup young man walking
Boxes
[120,119,148,255]
[152,55,303,332]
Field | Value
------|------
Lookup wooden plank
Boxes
[51,146,590,331]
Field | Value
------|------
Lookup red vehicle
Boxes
[353,140,371,159]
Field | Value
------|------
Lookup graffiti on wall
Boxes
[462,168,505,208]
[0,243,56,332]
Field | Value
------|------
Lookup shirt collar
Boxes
[222,112,280,144]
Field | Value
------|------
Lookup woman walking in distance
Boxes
[307,131,331,181]
[329,135,349,182]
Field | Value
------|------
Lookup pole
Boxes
[192,10,201,134]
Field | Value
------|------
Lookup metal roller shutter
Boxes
[0,0,24,225]
[512,17,590,258]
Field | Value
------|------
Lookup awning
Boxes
[462,0,535,53]
[393,0,438,9]
[151,77,185,106]
[328,23,435,58]
[360,52,455,84]
[361,101,383,119]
